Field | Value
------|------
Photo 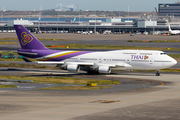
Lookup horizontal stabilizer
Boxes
[35,61,64,64]
[18,52,38,56]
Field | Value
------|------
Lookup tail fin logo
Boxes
[21,32,33,45]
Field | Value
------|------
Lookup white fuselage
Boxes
[169,30,180,35]
[58,50,177,70]
[169,26,180,35]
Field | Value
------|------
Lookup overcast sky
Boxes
[0,0,178,11]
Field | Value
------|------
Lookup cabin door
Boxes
[149,59,154,64]
[126,57,131,64]
[99,57,102,63]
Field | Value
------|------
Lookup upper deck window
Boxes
[123,53,136,54]
[140,53,152,55]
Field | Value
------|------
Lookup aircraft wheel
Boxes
[156,72,160,76]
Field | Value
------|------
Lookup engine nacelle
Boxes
[67,64,80,72]
[98,66,111,74]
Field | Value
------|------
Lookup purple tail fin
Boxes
[14,25,47,50]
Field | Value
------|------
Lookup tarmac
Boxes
[1,33,180,52]
[0,69,180,120]
[2,32,180,41]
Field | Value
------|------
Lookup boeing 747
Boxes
[14,25,177,76]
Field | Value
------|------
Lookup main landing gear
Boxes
[156,70,160,76]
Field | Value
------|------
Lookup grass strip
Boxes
[0,38,18,40]
[38,86,112,90]
[0,84,17,88]
[127,68,180,72]
[160,69,180,72]
[0,63,51,68]
[38,38,69,41]
[0,37,69,41]
[0,75,120,85]
[0,41,17,44]
[0,51,18,55]
[128,40,180,42]
[0,58,24,61]
[0,58,36,61]
[168,54,180,58]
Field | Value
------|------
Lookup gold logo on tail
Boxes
[21,32,33,45]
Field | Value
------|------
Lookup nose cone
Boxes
[164,56,177,68]
[167,57,177,68]
[171,58,177,66]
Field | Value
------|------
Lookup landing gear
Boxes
[156,70,160,76]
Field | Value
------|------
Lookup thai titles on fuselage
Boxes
[131,55,149,60]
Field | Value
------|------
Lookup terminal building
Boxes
[0,18,162,34]
[2,2,180,34]
[158,3,180,16]
[0,18,171,34]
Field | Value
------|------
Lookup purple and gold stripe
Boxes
[40,51,93,61]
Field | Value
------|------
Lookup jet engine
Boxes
[67,64,80,72]
[98,66,111,73]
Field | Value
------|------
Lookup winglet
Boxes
[14,25,47,50]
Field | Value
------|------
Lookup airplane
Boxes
[14,25,177,76]
[169,25,180,35]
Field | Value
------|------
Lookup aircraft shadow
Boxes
[0,68,158,77]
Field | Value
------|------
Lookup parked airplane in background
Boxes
[169,25,180,35]
[14,25,177,76]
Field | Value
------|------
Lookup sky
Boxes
[0,0,178,11]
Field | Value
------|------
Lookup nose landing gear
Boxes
[156,70,160,76]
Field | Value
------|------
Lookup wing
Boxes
[35,61,131,67]
[33,61,132,73]
[35,61,95,66]
[114,63,132,68]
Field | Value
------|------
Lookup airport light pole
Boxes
[29,11,31,21]
[94,10,96,34]
[38,5,42,33]
[1,7,4,21]
[128,5,129,21]
[79,11,80,23]
[58,12,59,22]
[1,11,3,21]
[57,12,59,33]
[153,13,155,35]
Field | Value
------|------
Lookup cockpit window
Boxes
[160,53,167,55]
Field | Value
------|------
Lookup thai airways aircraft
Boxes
[169,25,180,35]
[14,25,177,76]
